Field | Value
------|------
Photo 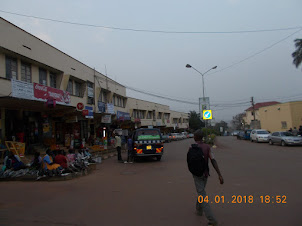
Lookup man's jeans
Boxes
[193,175,217,224]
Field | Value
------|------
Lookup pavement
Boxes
[0,136,301,226]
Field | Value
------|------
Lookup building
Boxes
[243,101,280,129]
[0,17,188,149]
[258,101,302,132]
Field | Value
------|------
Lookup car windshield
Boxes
[280,132,293,136]
[136,130,161,140]
[257,131,269,134]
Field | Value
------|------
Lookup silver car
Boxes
[268,131,302,146]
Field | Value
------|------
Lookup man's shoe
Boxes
[124,161,128,164]
[208,221,218,226]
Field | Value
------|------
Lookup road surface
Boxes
[1,136,301,225]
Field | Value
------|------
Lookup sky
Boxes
[1,0,302,122]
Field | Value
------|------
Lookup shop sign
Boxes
[12,79,34,100]
[77,103,84,111]
[134,118,141,123]
[82,110,89,116]
[34,83,70,105]
[101,115,111,124]
[88,87,94,98]
[117,111,131,121]
[85,106,94,119]
[12,80,71,106]
[106,103,115,114]
[98,101,106,113]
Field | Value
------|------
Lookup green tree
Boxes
[188,111,204,131]
[292,39,302,70]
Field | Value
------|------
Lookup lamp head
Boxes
[186,64,192,68]
[212,66,217,69]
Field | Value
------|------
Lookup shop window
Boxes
[67,79,73,94]
[75,81,81,97]
[39,68,47,86]
[99,90,108,103]
[281,121,287,129]
[5,56,17,79]
[21,62,31,83]
[50,73,57,88]
[147,111,152,119]
[157,112,162,119]
[87,82,94,104]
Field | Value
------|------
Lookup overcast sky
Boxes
[1,0,302,122]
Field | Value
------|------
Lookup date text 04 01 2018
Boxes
[198,195,287,204]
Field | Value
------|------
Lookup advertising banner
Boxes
[101,115,111,124]
[34,83,70,105]
[98,101,106,113]
[117,111,131,121]
[199,97,210,119]
[106,103,115,114]
[85,106,94,119]
[11,79,34,100]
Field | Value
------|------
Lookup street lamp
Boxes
[185,64,217,99]
[186,64,217,127]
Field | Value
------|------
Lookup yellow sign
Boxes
[203,110,212,120]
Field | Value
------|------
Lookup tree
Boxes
[188,111,204,131]
[214,120,228,135]
[232,113,246,130]
[292,39,302,71]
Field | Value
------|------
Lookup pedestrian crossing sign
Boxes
[203,110,212,120]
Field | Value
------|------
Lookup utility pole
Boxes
[251,97,256,121]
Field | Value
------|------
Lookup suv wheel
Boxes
[269,140,273,145]
[251,138,253,142]
[156,156,162,161]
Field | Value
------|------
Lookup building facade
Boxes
[0,17,188,149]
[258,101,302,132]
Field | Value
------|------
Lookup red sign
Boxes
[77,103,84,111]
[82,110,89,116]
[34,83,70,105]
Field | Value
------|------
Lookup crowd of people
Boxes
[288,126,302,136]
[1,147,95,179]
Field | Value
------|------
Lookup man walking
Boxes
[114,132,123,162]
[189,129,224,226]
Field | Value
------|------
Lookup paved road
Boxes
[1,136,302,226]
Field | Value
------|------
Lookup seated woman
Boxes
[43,149,62,175]
[6,151,25,171]
[31,151,42,170]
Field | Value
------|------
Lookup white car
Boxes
[250,129,271,143]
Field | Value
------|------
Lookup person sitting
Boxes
[42,149,62,176]
[6,151,26,171]
[54,150,68,169]
[31,151,42,170]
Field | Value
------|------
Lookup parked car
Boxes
[170,133,179,141]
[188,133,194,138]
[162,134,171,143]
[181,132,188,139]
[268,131,302,146]
[232,130,240,136]
[132,128,164,161]
[250,129,270,143]
[237,129,252,140]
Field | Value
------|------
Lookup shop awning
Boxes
[0,96,75,112]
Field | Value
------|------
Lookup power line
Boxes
[209,28,302,75]
[1,10,302,34]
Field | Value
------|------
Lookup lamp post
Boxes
[186,64,217,127]
[186,64,217,100]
